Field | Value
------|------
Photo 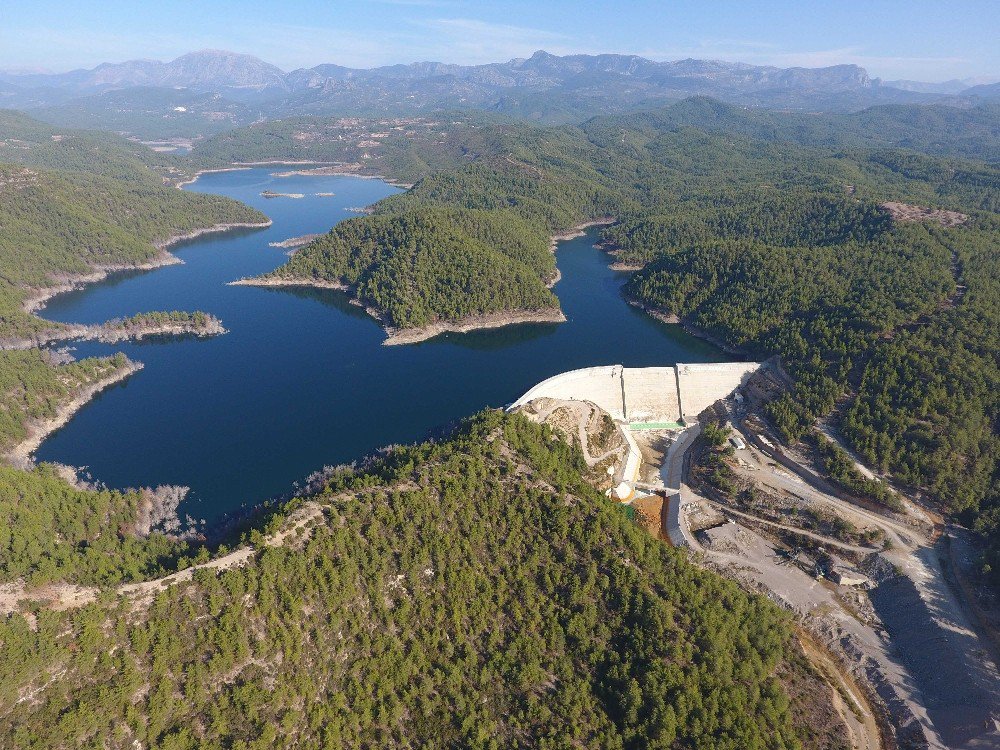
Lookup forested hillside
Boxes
[621,195,1000,574]
[250,98,995,336]
[1,412,836,749]
[591,96,1000,163]
[0,458,187,586]
[0,109,186,179]
[268,207,558,329]
[231,100,1000,578]
[0,114,268,583]
[0,164,265,341]
[193,112,510,183]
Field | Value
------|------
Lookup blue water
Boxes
[36,167,724,523]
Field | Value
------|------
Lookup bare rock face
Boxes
[881,201,970,227]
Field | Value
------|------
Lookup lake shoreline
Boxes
[383,309,568,345]
[269,233,323,252]
[548,218,616,252]
[179,161,415,190]
[264,163,415,189]
[23,221,272,319]
[231,220,617,343]
[33,170,726,529]
[1,315,226,351]
[174,167,251,189]
[229,275,566,344]
[7,360,144,464]
[545,219,616,287]
[624,298,747,356]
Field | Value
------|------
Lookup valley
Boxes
[0,26,997,748]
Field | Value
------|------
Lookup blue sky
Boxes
[2,0,998,82]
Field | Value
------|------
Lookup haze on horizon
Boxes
[2,0,998,84]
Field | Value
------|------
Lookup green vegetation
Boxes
[247,97,998,335]
[0,350,131,454]
[622,206,999,543]
[0,112,268,588]
[619,192,999,573]
[842,218,1000,532]
[624,215,954,433]
[0,163,264,341]
[268,206,558,328]
[809,433,903,513]
[1,412,817,749]
[695,421,738,496]
[29,88,256,141]
[103,310,220,336]
[0,93,995,743]
[0,110,265,444]
[0,109,188,180]
[194,112,511,183]
[593,96,1000,163]
[228,101,999,566]
[603,191,892,267]
[0,349,193,586]
[0,462,186,586]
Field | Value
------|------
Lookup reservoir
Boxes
[36,167,724,523]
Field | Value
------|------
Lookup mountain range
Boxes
[2,49,997,138]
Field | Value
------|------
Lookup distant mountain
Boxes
[0,50,288,97]
[3,49,992,139]
[279,51,894,114]
[963,81,1000,99]
[29,87,260,140]
[881,78,971,95]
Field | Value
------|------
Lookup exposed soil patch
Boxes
[880,202,969,228]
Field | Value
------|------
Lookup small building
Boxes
[829,566,870,587]
[729,435,747,451]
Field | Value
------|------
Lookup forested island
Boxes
[2,310,226,350]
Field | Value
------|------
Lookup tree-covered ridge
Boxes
[624,204,1000,568]
[0,163,265,341]
[256,144,621,330]
[623,216,955,433]
[0,350,132,455]
[193,112,516,183]
[193,97,1000,174]
[225,101,998,534]
[1,412,817,749]
[0,109,188,181]
[271,207,558,328]
[0,349,192,586]
[842,217,1000,529]
[586,96,1000,163]
[602,191,893,267]
[258,107,995,335]
[0,462,186,587]
[0,112,270,588]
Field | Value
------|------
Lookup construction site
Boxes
[513,362,1000,750]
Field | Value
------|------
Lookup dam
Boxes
[512,362,760,537]
[511,362,760,427]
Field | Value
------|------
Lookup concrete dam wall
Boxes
[511,362,759,426]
